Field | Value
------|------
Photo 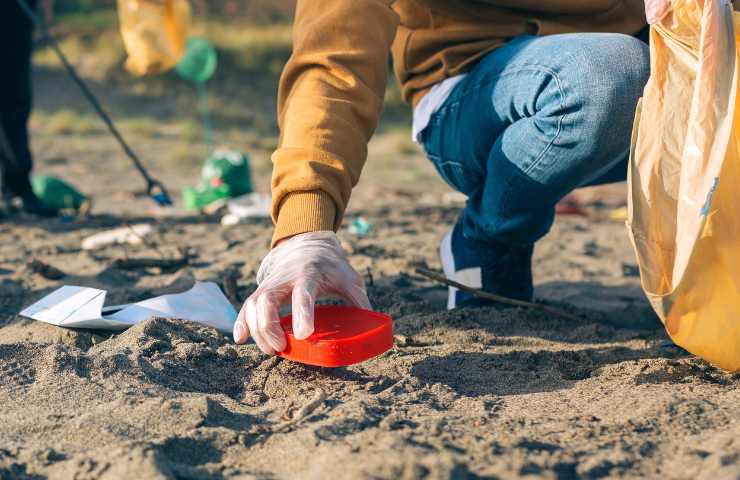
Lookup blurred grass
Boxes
[33,11,411,131]
[33,109,102,135]
[26,1,443,197]
[32,1,414,176]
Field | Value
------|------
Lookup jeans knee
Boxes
[589,35,649,110]
[565,34,650,158]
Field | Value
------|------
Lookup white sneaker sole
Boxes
[439,229,457,310]
[439,228,483,310]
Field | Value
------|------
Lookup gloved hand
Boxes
[645,0,670,24]
[233,231,371,354]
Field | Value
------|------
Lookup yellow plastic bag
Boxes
[628,0,740,371]
[117,0,191,75]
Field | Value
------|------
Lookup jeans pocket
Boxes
[428,154,479,195]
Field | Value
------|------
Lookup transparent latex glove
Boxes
[233,231,371,354]
[645,0,670,24]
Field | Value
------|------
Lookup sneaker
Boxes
[439,221,534,309]
[2,179,58,218]
[19,192,58,218]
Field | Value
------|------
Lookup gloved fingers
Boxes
[246,230,366,353]
[245,294,276,354]
[233,302,250,344]
[256,293,287,352]
[329,265,372,310]
[291,280,316,340]
[335,281,372,311]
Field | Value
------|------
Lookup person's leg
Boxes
[421,33,650,306]
[0,0,36,200]
[0,0,56,217]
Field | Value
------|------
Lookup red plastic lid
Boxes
[276,306,393,367]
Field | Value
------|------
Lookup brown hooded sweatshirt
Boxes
[271,0,646,245]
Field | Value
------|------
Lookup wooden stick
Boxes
[113,256,188,271]
[273,388,327,433]
[415,267,582,322]
[26,258,66,280]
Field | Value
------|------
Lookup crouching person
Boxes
[235,0,654,353]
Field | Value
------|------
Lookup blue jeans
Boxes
[421,33,650,246]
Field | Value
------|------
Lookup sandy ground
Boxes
[2,65,740,479]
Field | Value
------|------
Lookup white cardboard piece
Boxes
[221,193,271,226]
[20,281,237,333]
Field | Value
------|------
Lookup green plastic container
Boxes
[182,149,253,210]
[182,183,232,211]
[349,216,373,236]
[201,149,252,196]
[175,37,217,84]
[31,175,88,211]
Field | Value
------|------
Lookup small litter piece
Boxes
[348,216,373,236]
[81,224,152,251]
[112,255,189,272]
[220,192,271,226]
[622,263,640,278]
[183,149,253,211]
[31,175,89,212]
[26,258,66,280]
[608,206,628,222]
[20,281,236,333]
[555,194,587,216]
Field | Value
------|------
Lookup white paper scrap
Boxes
[81,224,153,251]
[20,281,237,333]
[221,193,271,226]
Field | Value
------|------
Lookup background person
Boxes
[0,0,58,218]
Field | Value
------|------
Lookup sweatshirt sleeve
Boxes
[270,0,400,246]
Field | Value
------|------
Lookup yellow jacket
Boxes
[271,0,646,245]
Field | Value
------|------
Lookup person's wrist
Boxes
[272,191,337,247]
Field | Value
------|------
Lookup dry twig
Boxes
[112,255,188,271]
[273,388,327,433]
[415,267,582,322]
[26,259,66,280]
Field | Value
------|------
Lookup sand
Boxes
[7,17,738,478]
[2,182,740,480]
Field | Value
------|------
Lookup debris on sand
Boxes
[273,388,327,432]
[415,267,582,321]
[25,258,66,280]
[81,224,153,250]
[19,282,236,333]
[112,254,189,272]
[348,216,373,236]
[220,192,271,226]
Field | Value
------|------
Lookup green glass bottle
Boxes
[31,175,88,211]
